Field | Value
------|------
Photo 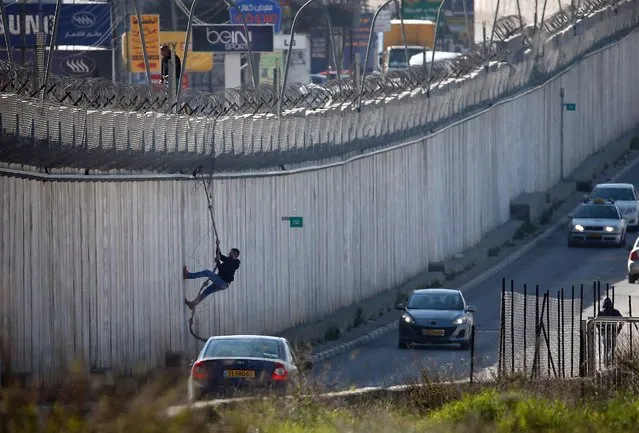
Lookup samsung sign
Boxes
[0,3,112,48]
[192,24,274,53]
[0,50,113,78]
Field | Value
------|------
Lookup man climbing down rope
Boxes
[183,239,240,311]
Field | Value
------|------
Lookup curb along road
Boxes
[311,150,639,365]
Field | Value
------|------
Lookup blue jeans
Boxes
[186,269,229,300]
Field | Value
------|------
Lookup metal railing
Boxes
[584,317,639,388]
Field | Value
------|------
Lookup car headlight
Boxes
[605,226,616,232]
[573,224,584,232]
[401,313,414,324]
[452,315,468,325]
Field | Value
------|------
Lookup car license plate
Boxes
[587,234,602,239]
[423,329,445,336]
[224,369,256,378]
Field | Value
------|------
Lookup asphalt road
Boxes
[310,172,639,391]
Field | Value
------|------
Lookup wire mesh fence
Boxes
[0,0,636,174]
[499,280,584,379]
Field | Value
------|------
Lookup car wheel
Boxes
[459,339,471,350]
[398,338,409,349]
[629,273,636,284]
[568,238,576,248]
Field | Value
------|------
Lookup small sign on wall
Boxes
[281,216,303,228]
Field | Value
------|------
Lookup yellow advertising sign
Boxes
[160,31,213,73]
[128,14,160,73]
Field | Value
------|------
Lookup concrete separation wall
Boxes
[2,25,639,385]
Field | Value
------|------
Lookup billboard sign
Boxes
[229,0,282,34]
[192,24,274,53]
[0,3,112,48]
[0,49,113,79]
[128,14,160,73]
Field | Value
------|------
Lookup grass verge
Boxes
[3,371,639,433]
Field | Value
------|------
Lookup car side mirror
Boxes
[466,305,476,313]
[395,301,406,310]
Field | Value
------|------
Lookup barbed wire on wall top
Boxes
[0,0,621,119]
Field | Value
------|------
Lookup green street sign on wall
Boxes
[564,103,576,111]
[282,216,303,228]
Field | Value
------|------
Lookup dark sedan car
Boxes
[396,288,476,350]
[187,335,313,402]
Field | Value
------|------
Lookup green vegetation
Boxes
[4,376,639,433]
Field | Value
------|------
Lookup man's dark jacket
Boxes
[161,52,182,83]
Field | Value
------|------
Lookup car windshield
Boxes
[203,338,282,359]
[574,204,620,220]
[407,293,465,310]
[389,47,424,68]
[590,187,635,201]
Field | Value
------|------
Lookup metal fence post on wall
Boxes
[281,0,340,116]
[358,0,408,112]
[131,0,151,85]
[178,0,257,108]
[426,0,450,96]
[42,0,63,102]
[35,32,45,98]
[0,0,13,63]
[169,46,177,111]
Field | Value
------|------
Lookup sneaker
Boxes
[183,266,190,280]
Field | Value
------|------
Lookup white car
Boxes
[588,183,639,230]
[628,237,639,283]
[567,198,627,247]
